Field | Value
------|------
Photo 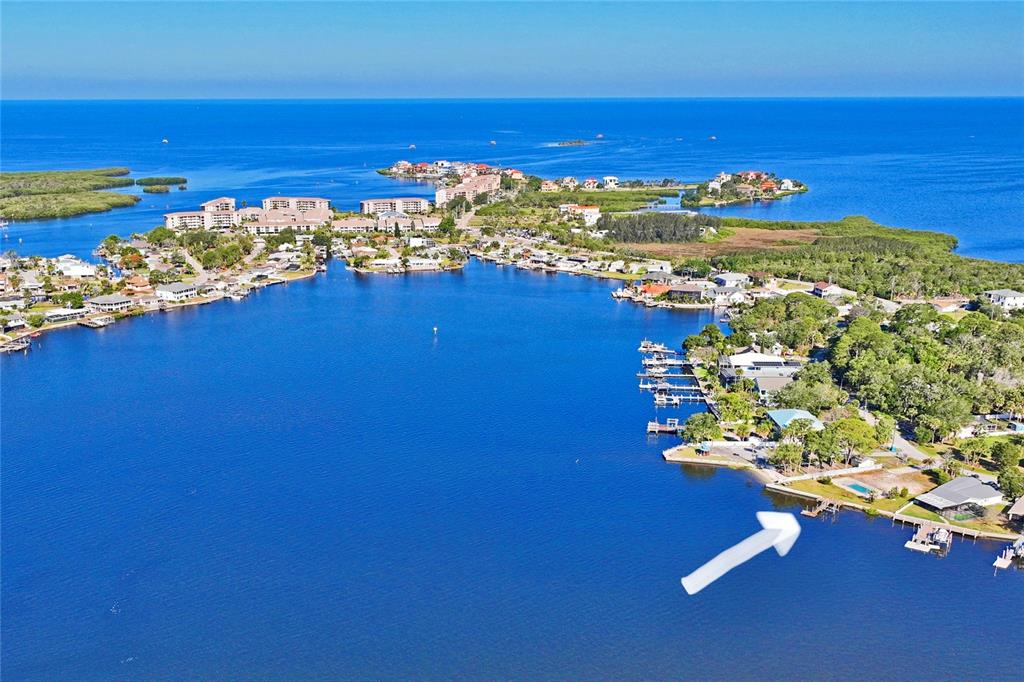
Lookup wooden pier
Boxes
[647,418,682,435]
[801,499,840,518]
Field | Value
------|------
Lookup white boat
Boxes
[161,138,169,144]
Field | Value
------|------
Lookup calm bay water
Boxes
[2,98,1023,261]
[2,100,1024,680]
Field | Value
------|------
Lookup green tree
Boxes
[770,443,803,474]
[992,442,1022,471]
[956,438,991,468]
[873,413,897,450]
[146,226,175,245]
[827,417,879,466]
[681,412,722,444]
[997,467,1024,500]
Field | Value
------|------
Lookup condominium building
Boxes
[435,174,501,206]
[360,197,431,214]
[262,196,331,212]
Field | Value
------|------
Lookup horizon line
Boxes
[4,95,1023,103]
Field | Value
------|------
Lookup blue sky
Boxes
[2,1,1022,99]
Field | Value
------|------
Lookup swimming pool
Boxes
[847,483,873,495]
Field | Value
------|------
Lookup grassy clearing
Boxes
[618,227,820,258]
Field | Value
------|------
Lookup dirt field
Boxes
[619,227,820,258]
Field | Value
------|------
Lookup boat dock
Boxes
[647,418,682,435]
[78,315,115,329]
[801,499,840,518]
[993,537,1024,570]
[1,338,31,353]
[903,523,953,554]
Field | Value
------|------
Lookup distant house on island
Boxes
[602,176,619,189]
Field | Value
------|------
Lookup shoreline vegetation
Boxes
[0,168,188,221]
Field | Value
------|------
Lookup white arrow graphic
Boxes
[681,512,801,595]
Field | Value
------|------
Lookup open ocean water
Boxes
[2,99,1023,680]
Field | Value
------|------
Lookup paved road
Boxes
[859,408,931,462]
[457,207,477,232]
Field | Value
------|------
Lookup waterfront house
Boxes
[734,184,756,199]
[779,179,797,191]
[539,180,559,193]
[359,197,430,215]
[665,283,706,303]
[709,287,746,306]
[155,282,199,302]
[3,315,28,332]
[560,176,578,189]
[713,272,751,288]
[915,477,1003,515]
[583,178,599,190]
[44,307,88,323]
[983,288,1024,310]
[602,176,619,189]
[766,408,825,434]
[719,351,804,383]
[88,293,133,313]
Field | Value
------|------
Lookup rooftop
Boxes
[767,408,824,431]
[915,477,1003,510]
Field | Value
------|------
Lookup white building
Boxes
[262,196,331,212]
[360,197,430,215]
[714,272,751,288]
[331,217,377,233]
[984,289,1024,310]
[87,293,133,313]
[559,204,602,226]
[200,197,236,212]
[435,174,501,206]
[155,282,199,302]
[602,176,619,189]
[55,255,97,278]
